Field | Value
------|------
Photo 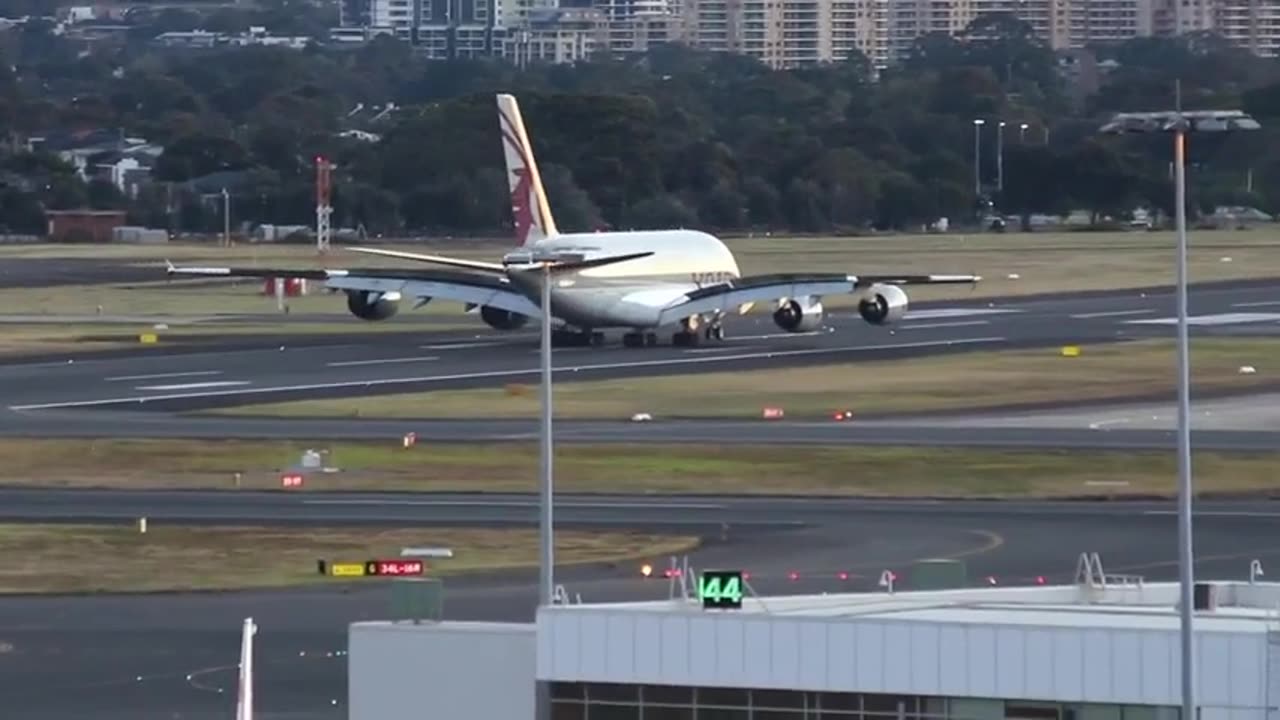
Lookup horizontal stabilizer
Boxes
[856,274,982,286]
[505,251,654,273]
[345,247,508,273]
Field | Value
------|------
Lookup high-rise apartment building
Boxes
[681,0,890,67]
[883,0,973,62]
[1214,0,1280,57]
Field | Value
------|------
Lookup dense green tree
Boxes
[4,24,1279,235]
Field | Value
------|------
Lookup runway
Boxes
[2,278,1280,717]
[4,489,1280,719]
[2,279,1279,449]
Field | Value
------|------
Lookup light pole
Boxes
[997,121,1006,194]
[972,118,985,197]
[503,247,586,720]
[502,247,589,608]
[538,257,553,605]
[1019,122,1028,143]
[1100,103,1259,720]
[221,188,230,247]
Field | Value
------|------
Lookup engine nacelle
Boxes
[857,283,909,325]
[773,297,824,333]
[480,305,529,331]
[345,290,401,321]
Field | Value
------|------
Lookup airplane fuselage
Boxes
[504,229,742,330]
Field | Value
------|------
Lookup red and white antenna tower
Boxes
[315,156,333,254]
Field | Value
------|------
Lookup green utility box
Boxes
[390,578,444,623]
[909,559,967,590]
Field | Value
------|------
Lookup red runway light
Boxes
[1035,575,1046,585]
[788,571,799,581]
[838,571,849,581]
[742,571,751,580]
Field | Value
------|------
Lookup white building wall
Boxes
[537,608,1273,716]
[351,620,536,720]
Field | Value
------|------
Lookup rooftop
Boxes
[548,577,1280,635]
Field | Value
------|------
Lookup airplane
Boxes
[166,93,981,348]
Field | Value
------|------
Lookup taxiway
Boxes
[2,279,1280,717]
[3,490,1280,718]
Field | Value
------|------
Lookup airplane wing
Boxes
[655,272,979,324]
[165,263,542,317]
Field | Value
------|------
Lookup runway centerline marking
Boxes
[901,320,989,330]
[1070,309,1154,319]
[420,342,506,350]
[326,356,440,367]
[106,370,223,382]
[903,308,1018,320]
[1127,312,1280,326]
[135,380,250,391]
[1232,300,1280,308]
[7,336,1005,410]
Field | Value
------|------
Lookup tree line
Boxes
[4,15,1280,238]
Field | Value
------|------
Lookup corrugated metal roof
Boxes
[557,581,1280,635]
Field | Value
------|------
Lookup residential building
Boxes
[884,0,973,62]
[1214,0,1280,57]
[596,0,685,54]
[681,0,882,68]
[506,7,607,64]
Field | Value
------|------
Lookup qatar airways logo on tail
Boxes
[499,110,538,247]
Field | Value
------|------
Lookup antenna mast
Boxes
[315,156,333,254]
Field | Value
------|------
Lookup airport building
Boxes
[349,556,1279,720]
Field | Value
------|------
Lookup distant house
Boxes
[46,209,128,242]
[26,129,163,196]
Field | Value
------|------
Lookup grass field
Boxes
[5,229,1280,320]
[0,524,699,593]
[2,439,1278,498]
[220,338,1279,420]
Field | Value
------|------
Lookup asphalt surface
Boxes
[4,490,1280,719]
[2,277,1280,718]
[3,279,1280,449]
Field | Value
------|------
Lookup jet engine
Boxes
[345,290,401,321]
[773,297,824,333]
[480,305,529,331]
[857,283,909,326]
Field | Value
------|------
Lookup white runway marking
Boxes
[326,356,440,367]
[9,336,1004,410]
[303,499,724,509]
[1126,312,1280,326]
[1232,300,1280,308]
[1070,309,1154,319]
[903,308,1018,320]
[419,342,505,350]
[901,320,990,330]
[135,380,250,391]
[106,370,223,382]
[725,331,824,341]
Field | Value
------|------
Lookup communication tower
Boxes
[315,156,333,254]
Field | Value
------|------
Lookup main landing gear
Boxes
[670,317,725,347]
[561,316,727,349]
[622,331,659,348]
[551,328,604,347]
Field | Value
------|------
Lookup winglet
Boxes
[497,94,558,247]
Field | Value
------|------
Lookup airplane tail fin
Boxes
[497,93,558,247]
